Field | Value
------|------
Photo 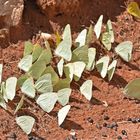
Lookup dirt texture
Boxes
[0,0,140,140]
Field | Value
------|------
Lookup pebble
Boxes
[107,122,118,129]
[136,118,140,122]
[7,133,17,140]
[103,115,110,120]
[87,117,94,124]
[127,117,140,123]
[121,130,127,136]
[71,135,77,140]
[102,132,107,137]
[96,124,102,129]
[131,118,137,123]
[103,122,107,127]
[117,136,123,140]
[127,117,132,121]
[28,136,44,140]
[114,127,118,131]
[65,135,77,140]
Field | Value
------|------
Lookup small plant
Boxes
[0,14,138,135]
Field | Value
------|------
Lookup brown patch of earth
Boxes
[0,0,140,140]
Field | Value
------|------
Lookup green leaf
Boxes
[6,77,17,100]
[94,15,103,39]
[55,24,72,61]
[86,48,96,71]
[54,78,70,91]
[42,66,59,86]
[18,55,32,72]
[24,41,34,56]
[37,49,52,65]
[72,45,88,64]
[32,44,43,62]
[57,88,71,106]
[115,41,133,62]
[0,64,3,83]
[17,74,29,88]
[123,78,140,100]
[96,56,110,78]
[28,60,46,80]
[80,80,93,101]
[58,105,71,126]
[64,62,86,82]
[21,78,35,98]
[101,32,112,51]
[14,95,24,114]
[106,19,114,43]
[107,60,117,81]
[57,58,64,77]
[75,29,87,47]
[36,92,58,113]
[16,115,35,135]
[35,74,53,93]
[86,24,93,45]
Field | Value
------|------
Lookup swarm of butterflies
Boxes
[0,3,140,134]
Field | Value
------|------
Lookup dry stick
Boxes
[117,120,132,124]
[8,60,19,64]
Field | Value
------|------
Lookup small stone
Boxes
[70,129,76,136]
[111,122,118,127]
[87,117,94,124]
[102,133,107,137]
[28,136,36,140]
[71,135,77,140]
[114,127,118,131]
[7,133,17,140]
[28,136,44,140]
[127,118,132,121]
[96,124,102,129]
[106,124,112,128]
[121,130,127,136]
[123,96,127,99]
[65,135,77,140]
[131,118,137,123]
[103,115,110,120]
[136,118,140,123]
[108,122,118,129]
[65,137,70,140]
[117,136,123,140]
[103,122,107,127]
